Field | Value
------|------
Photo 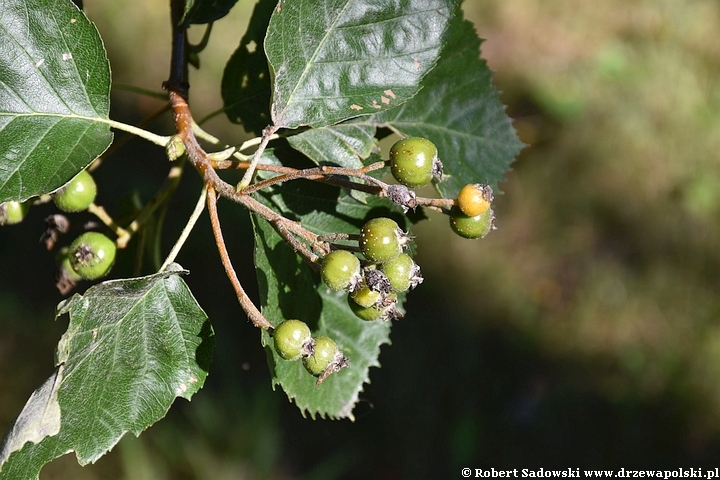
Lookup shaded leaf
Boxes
[221,0,275,135]
[0,265,214,478]
[0,0,113,203]
[287,121,377,169]
[181,0,239,26]
[369,7,524,198]
[265,0,455,128]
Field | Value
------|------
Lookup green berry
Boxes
[457,184,493,217]
[349,293,401,322]
[381,253,422,292]
[273,320,313,361]
[389,137,441,188]
[450,207,495,239]
[349,297,382,321]
[321,250,361,291]
[359,217,406,264]
[303,336,339,377]
[0,201,29,225]
[53,169,97,212]
[350,283,382,308]
[68,232,116,280]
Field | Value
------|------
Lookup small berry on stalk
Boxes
[321,250,361,292]
[350,282,382,308]
[449,207,495,239]
[457,183,493,217]
[0,201,29,225]
[359,217,409,264]
[53,169,97,213]
[68,232,117,280]
[381,253,423,292]
[389,137,442,189]
[273,319,314,361]
[302,336,349,385]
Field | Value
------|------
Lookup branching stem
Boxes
[237,125,279,191]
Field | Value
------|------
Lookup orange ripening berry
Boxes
[456,184,493,217]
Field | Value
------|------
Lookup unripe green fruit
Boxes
[450,207,495,239]
[349,297,382,321]
[53,170,97,212]
[381,253,422,292]
[457,183,493,217]
[349,293,400,321]
[321,250,361,291]
[273,319,313,361]
[68,232,116,280]
[303,336,339,377]
[359,217,405,264]
[350,283,381,308]
[0,201,29,225]
[389,137,439,188]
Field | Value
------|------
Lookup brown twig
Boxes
[206,186,272,330]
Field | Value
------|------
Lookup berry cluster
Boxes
[268,136,497,385]
[0,168,117,293]
[322,216,423,323]
[384,137,496,239]
[451,183,495,239]
[272,319,349,386]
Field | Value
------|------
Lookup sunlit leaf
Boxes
[265,0,455,128]
[0,266,214,478]
[369,8,524,197]
[0,0,113,203]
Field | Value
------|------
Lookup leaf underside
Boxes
[0,266,214,479]
[0,0,113,203]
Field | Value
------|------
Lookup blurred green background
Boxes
[3,0,720,477]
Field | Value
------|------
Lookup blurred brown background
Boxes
[2,0,720,478]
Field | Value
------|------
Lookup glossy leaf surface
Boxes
[265,0,454,128]
[0,0,112,203]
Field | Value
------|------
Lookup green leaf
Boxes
[181,0,239,26]
[221,0,275,135]
[251,160,415,419]
[0,0,113,203]
[369,7,524,198]
[265,0,455,129]
[0,265,214,478]
[287,121,377,169]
